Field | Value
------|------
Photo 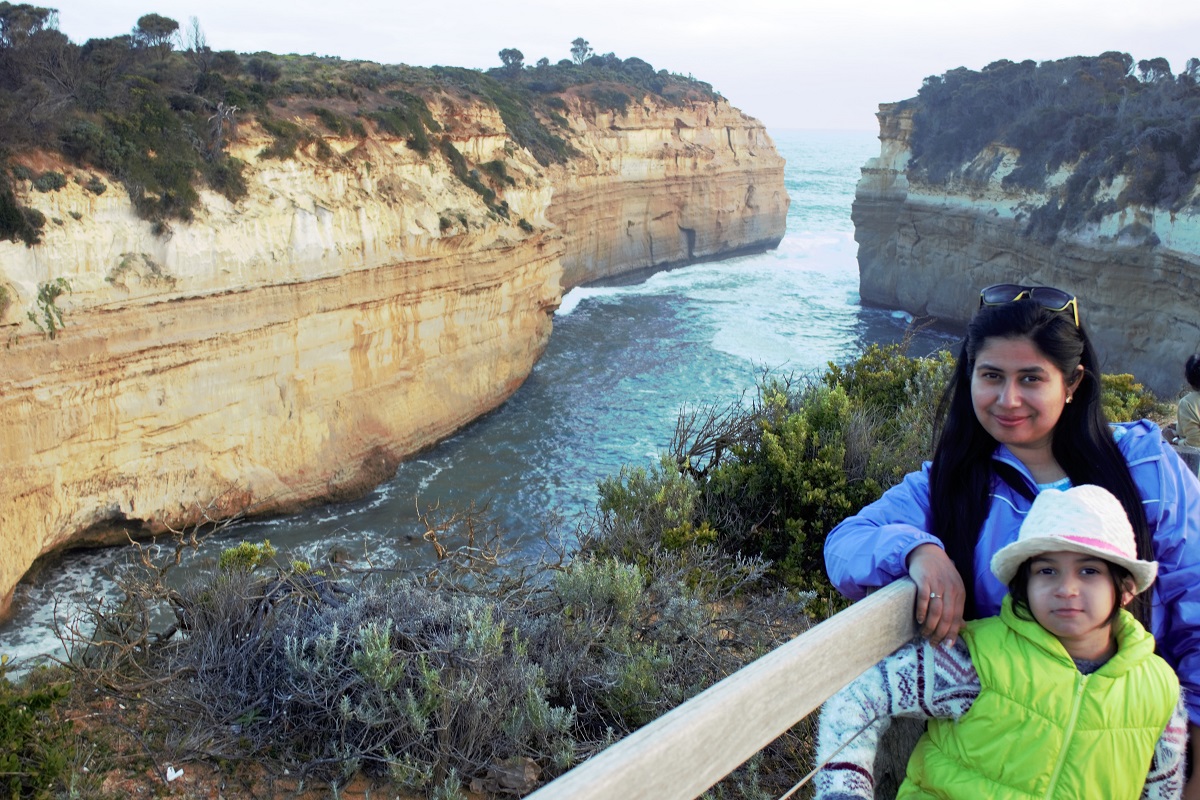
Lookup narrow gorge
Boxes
[0,93,787,616]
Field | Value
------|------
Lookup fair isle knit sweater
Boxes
[814,636,1189,800]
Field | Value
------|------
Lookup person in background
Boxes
[823,284,1200,798]
[815,485,1186,800]
[1165,354,1200,447]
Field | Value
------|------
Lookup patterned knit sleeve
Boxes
[1141,694,1188,800]
[813,637,979,800]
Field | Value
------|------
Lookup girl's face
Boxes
[970,336,1082,456]
[1025,551,1133,661]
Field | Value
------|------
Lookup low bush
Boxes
[32,171,67,192]
[1101,373,1161,422]
[0,659,77,799]
[257,114,313,160]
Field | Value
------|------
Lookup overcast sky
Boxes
[44,0,1200,132]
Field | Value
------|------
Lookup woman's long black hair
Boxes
[929,300,1152,626]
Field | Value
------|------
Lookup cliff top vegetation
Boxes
[0,4,720,245]
[903,52,1200,242]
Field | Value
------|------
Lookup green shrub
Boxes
[202,156,248,202]
[597,456,705,559]
[439,137,502,211]
[0,174,45,246]
[702,382,882,591]
[0,659,75,799]
[590,88,631,115]
[1101,373,1159,422]
[480,159,515,186]
[32,171,67,192]
[310,106,346,134]
[826,342,955,487]
[370,92,439,156]
[257,115,312,159]
[908,53,1200,240]
[648,345,954,594]
[217,539,278,571]
[26,278,70,338]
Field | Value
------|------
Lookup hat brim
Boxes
[990,537,1157,594]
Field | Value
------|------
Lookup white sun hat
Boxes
[990,484,1158,593]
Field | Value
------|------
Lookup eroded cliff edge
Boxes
[0,95,787,615]
[853,102,1200,397]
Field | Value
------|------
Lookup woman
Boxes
[823,284,1200,795]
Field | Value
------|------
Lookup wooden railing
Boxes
[527,578,918,800]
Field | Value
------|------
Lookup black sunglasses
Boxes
[978,284,1079,327]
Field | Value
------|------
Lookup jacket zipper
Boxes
[1044,673,1087,798]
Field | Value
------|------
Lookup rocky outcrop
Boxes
[0,96,785,616]
[853,102,1200,397]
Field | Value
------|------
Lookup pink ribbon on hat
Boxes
[1059,534,1132,559]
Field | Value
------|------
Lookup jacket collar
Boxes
[998,594,1155,677]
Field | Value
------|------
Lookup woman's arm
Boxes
[814,637,978,800]
[824,465,966,645]
[1141,439,1200,725]
[823,465,942,601]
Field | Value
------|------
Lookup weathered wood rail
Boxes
[527,578,918,800]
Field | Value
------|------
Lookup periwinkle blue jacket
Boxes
[823,419,1200,722]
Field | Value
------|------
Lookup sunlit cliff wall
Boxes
[0,95,786,615]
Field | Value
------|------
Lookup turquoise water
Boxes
[0,129,958,661]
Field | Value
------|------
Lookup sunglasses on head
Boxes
[978,283,1079,327]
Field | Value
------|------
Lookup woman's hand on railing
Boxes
[906,544,965,648]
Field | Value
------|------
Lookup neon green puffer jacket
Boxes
[899,596,1178,800]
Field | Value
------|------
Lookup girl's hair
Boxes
[1186,353,1200,391]
[929,301,1152,624]
[1009,559,1135,625]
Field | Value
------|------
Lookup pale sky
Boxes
[43,0,1200,132]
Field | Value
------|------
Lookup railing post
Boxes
[528,578,918,800]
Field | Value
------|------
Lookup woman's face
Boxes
[970,336,1081,455]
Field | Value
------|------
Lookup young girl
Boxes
[815,485,1188,799]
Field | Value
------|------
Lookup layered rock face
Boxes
[548,97,788,288]
[854,103,1200,397]
[0,97,785,615]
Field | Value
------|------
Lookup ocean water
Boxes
[0,129,959,663]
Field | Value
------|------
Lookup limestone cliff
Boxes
[854,102,1200,397]
[0,95,785,615]
[547,97,787,288]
